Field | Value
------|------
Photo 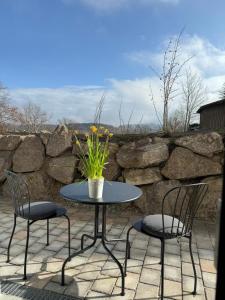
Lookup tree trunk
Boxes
[163,101,168,132]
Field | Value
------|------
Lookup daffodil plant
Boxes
[74,126,113,180]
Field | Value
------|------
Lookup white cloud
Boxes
[9,36,225,126]
[63,0,180,13]
[10,86,105,123]
[127,35,225,102]
[127,35,225,77]
[10,80,161,125]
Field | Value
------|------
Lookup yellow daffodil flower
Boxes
[90,125,98,133]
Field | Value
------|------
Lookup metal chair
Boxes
[124,183,208,300]
[5,170,71,280]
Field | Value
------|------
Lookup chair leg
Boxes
[159,239,163,265]
[160,239,165,300]
[124,226,133,276]
[24,220,30,280]
[65,215,71,258]
[81,234,87,250]
[46,219,49,246]
[189,234,197,294]
[7,213,17,263]
[127,240,131,259]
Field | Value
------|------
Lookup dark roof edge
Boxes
[197,99,225,113]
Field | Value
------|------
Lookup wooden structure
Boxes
[197,100,225,130]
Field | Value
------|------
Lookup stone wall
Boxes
[0,126,224,221]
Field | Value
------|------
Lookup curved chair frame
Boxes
[125,183,208,299]
[5,170,71,280]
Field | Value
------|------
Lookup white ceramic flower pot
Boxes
[88,178,104,199]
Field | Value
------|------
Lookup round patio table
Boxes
[60,181,142,296]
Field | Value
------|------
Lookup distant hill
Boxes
[5,122,159,134]
[5,122,116,133]
[6,123,57,132]
[66,123,116,132]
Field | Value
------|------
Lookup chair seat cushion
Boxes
[141,214,184,238]
[18,201,65,220]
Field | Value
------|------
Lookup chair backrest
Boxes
[162,183,208,237]
[4,170,31,217]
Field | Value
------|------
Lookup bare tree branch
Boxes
[0,82,20,132]
[118,99,125,133]
[149,28,193,132]
[181,68,206,131]
[94,93,105,125]
[126,107,135,133]
[168,69,206,133]
[19,101,51,133]
[149,84,162,128]
[117,100,144,134]
[219,82,225,100]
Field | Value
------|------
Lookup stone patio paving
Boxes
[0,197,217,300]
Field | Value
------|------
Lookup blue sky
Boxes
[0,0,225,124]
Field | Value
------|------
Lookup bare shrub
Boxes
[19,101,50,133]
[150,29,193,133]
[0,83,20,132]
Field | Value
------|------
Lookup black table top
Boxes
[60,181,142,205]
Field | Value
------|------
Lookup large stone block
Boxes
[22,171,53,201]
[152,136,170,145]
[3,171,52,201]
[103,156,121,181]
[0,135,21,150]
[46,125,72,157]
[123,167,162,185]
[211,153,224,165]
[134,180,180,214]
[135,177,221,220]
[77,156,121,181]
[199,176,223,221]
[73,142,119,157]
[0,151,13,182]
[108,143,119,156]
[175,132,224,157]
[13,135,45,172]
[39,130,51,145]
[161,147,222,180]
[72,141,88,156]
[116,142,169,168]
[77,159,85,175]
[46,155,77,184]
[134,185,151,213]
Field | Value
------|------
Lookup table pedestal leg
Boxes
[81,234,95,250]
[102,205,125,296]
[61,204,125,296]
[61,241,96,286]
